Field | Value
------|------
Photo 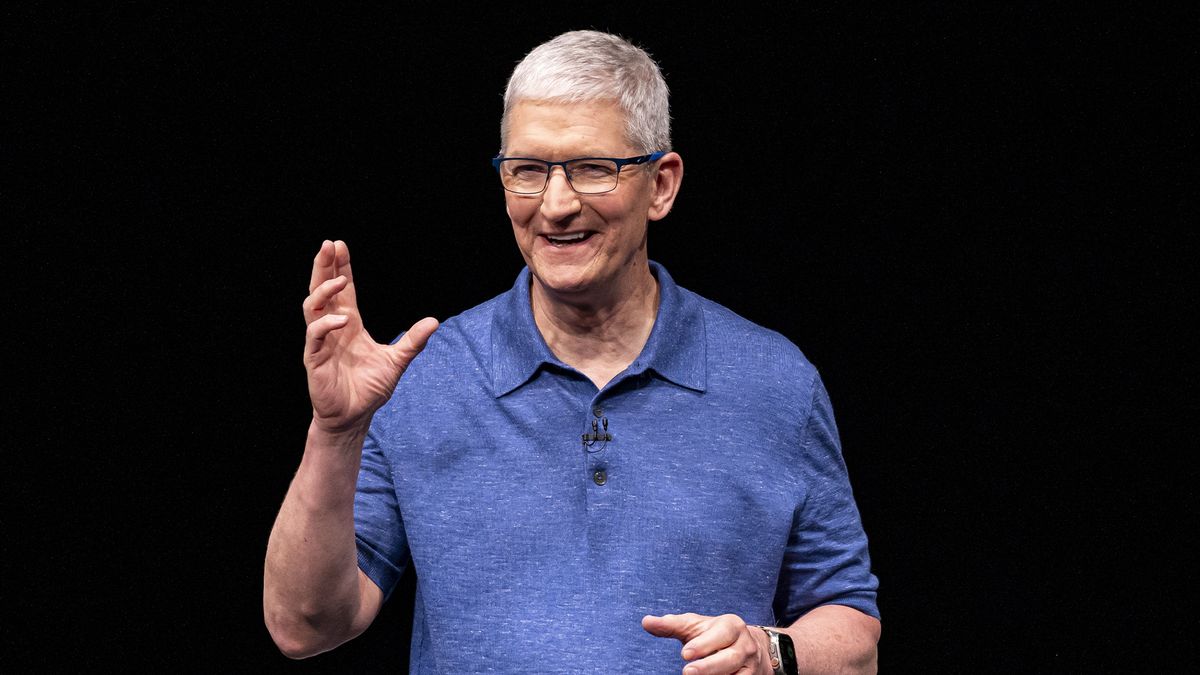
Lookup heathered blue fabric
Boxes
[355,262,878,674]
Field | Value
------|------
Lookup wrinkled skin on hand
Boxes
[301,240,438,434]
[643,612,771,675]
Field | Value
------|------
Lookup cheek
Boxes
[505,195,538,225]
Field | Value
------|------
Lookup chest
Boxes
[385,376,807,573]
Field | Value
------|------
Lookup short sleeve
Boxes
[354,416,411,600]
[774,374,880,623]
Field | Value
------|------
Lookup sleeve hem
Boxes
[784,594,881,624]
[356,537,402,602]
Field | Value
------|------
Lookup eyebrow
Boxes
[504,149,625,158]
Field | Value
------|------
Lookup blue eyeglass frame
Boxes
[491,151,667,193]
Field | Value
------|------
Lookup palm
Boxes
[307,318,398,426]
[302,240,437,433]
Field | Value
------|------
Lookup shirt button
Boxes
[593,469,607,486]
[592,406,603,417]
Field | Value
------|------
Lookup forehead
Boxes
[505,100,632,158]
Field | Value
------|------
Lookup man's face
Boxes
[503,100,666,303]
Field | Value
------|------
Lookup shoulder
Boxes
[386,288,507,387]
[674,286,839,477]
[688,288,820,391]
[420,293,502,357]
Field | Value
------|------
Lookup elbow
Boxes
[852,616,881,673]
[264,594,372,659]
[264,613,321,659]
[264,605,342,660]
[272,634,320,660]
[261,570,377,658]
[859,640,880,675]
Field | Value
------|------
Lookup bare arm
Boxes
[784,605,880,674]
[263,240,437,658]
[643,605,880,675]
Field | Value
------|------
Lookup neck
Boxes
[531,264,659,390]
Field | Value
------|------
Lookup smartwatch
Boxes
[749,625,798,675]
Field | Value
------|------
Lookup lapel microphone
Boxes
[582,416,612,447]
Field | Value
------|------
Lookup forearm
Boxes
[782,604,880,674]
[263,421,371,658]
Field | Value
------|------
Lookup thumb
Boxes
[390,317,440,368]
[642,613,705,641]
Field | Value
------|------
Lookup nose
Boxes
[539,166,581,222]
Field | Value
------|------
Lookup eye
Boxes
[509,162,548,177]
[570,161,618,177]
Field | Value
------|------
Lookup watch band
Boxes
[749,625,797,675]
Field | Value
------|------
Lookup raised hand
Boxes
[302,240,438,434]
[643,613,771,675]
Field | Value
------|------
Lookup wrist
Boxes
[749,625,798,675]
[751,627,775,675]
[302,415,367,473]
[309,417,371,447]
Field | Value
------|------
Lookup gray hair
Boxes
[500,30,671,155]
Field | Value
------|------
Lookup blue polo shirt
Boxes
[355,262,878,673]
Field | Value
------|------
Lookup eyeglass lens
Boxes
[497,159,621,194]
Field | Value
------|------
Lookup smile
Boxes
[544,232,594,247]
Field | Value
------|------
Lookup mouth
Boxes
[543,231,595,247]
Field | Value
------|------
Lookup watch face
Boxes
[777,632,799,673]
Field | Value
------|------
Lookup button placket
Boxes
[581,402,611,451]
[583,398,613,488]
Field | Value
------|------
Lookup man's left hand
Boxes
[642,612,772,675]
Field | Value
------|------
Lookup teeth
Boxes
[547,232,587,243]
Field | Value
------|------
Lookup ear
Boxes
[646,152,683,222]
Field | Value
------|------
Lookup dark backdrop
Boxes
[8,4,1195,672]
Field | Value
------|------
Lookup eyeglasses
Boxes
[492,151,666,195]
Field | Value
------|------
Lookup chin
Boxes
[530,264,600,298]
[536,273,593,297]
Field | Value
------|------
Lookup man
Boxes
[264,30,880,674]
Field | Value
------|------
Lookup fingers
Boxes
[680,614,745,660]
[330,240,360,310]
[681,631,760,675]
[304,313,350,356]
[642,613,707,641]
[332,239,354,284]
[644,613,763,675]
[309,240,334,293]
[308,239,357,292]
[389,317,440,372]
[681,620,759,675]
[307,240,361,325]
[303,275,349,322]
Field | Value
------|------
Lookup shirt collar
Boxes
[490,261,707,398]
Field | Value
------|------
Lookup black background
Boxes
[7,3,1196,672]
